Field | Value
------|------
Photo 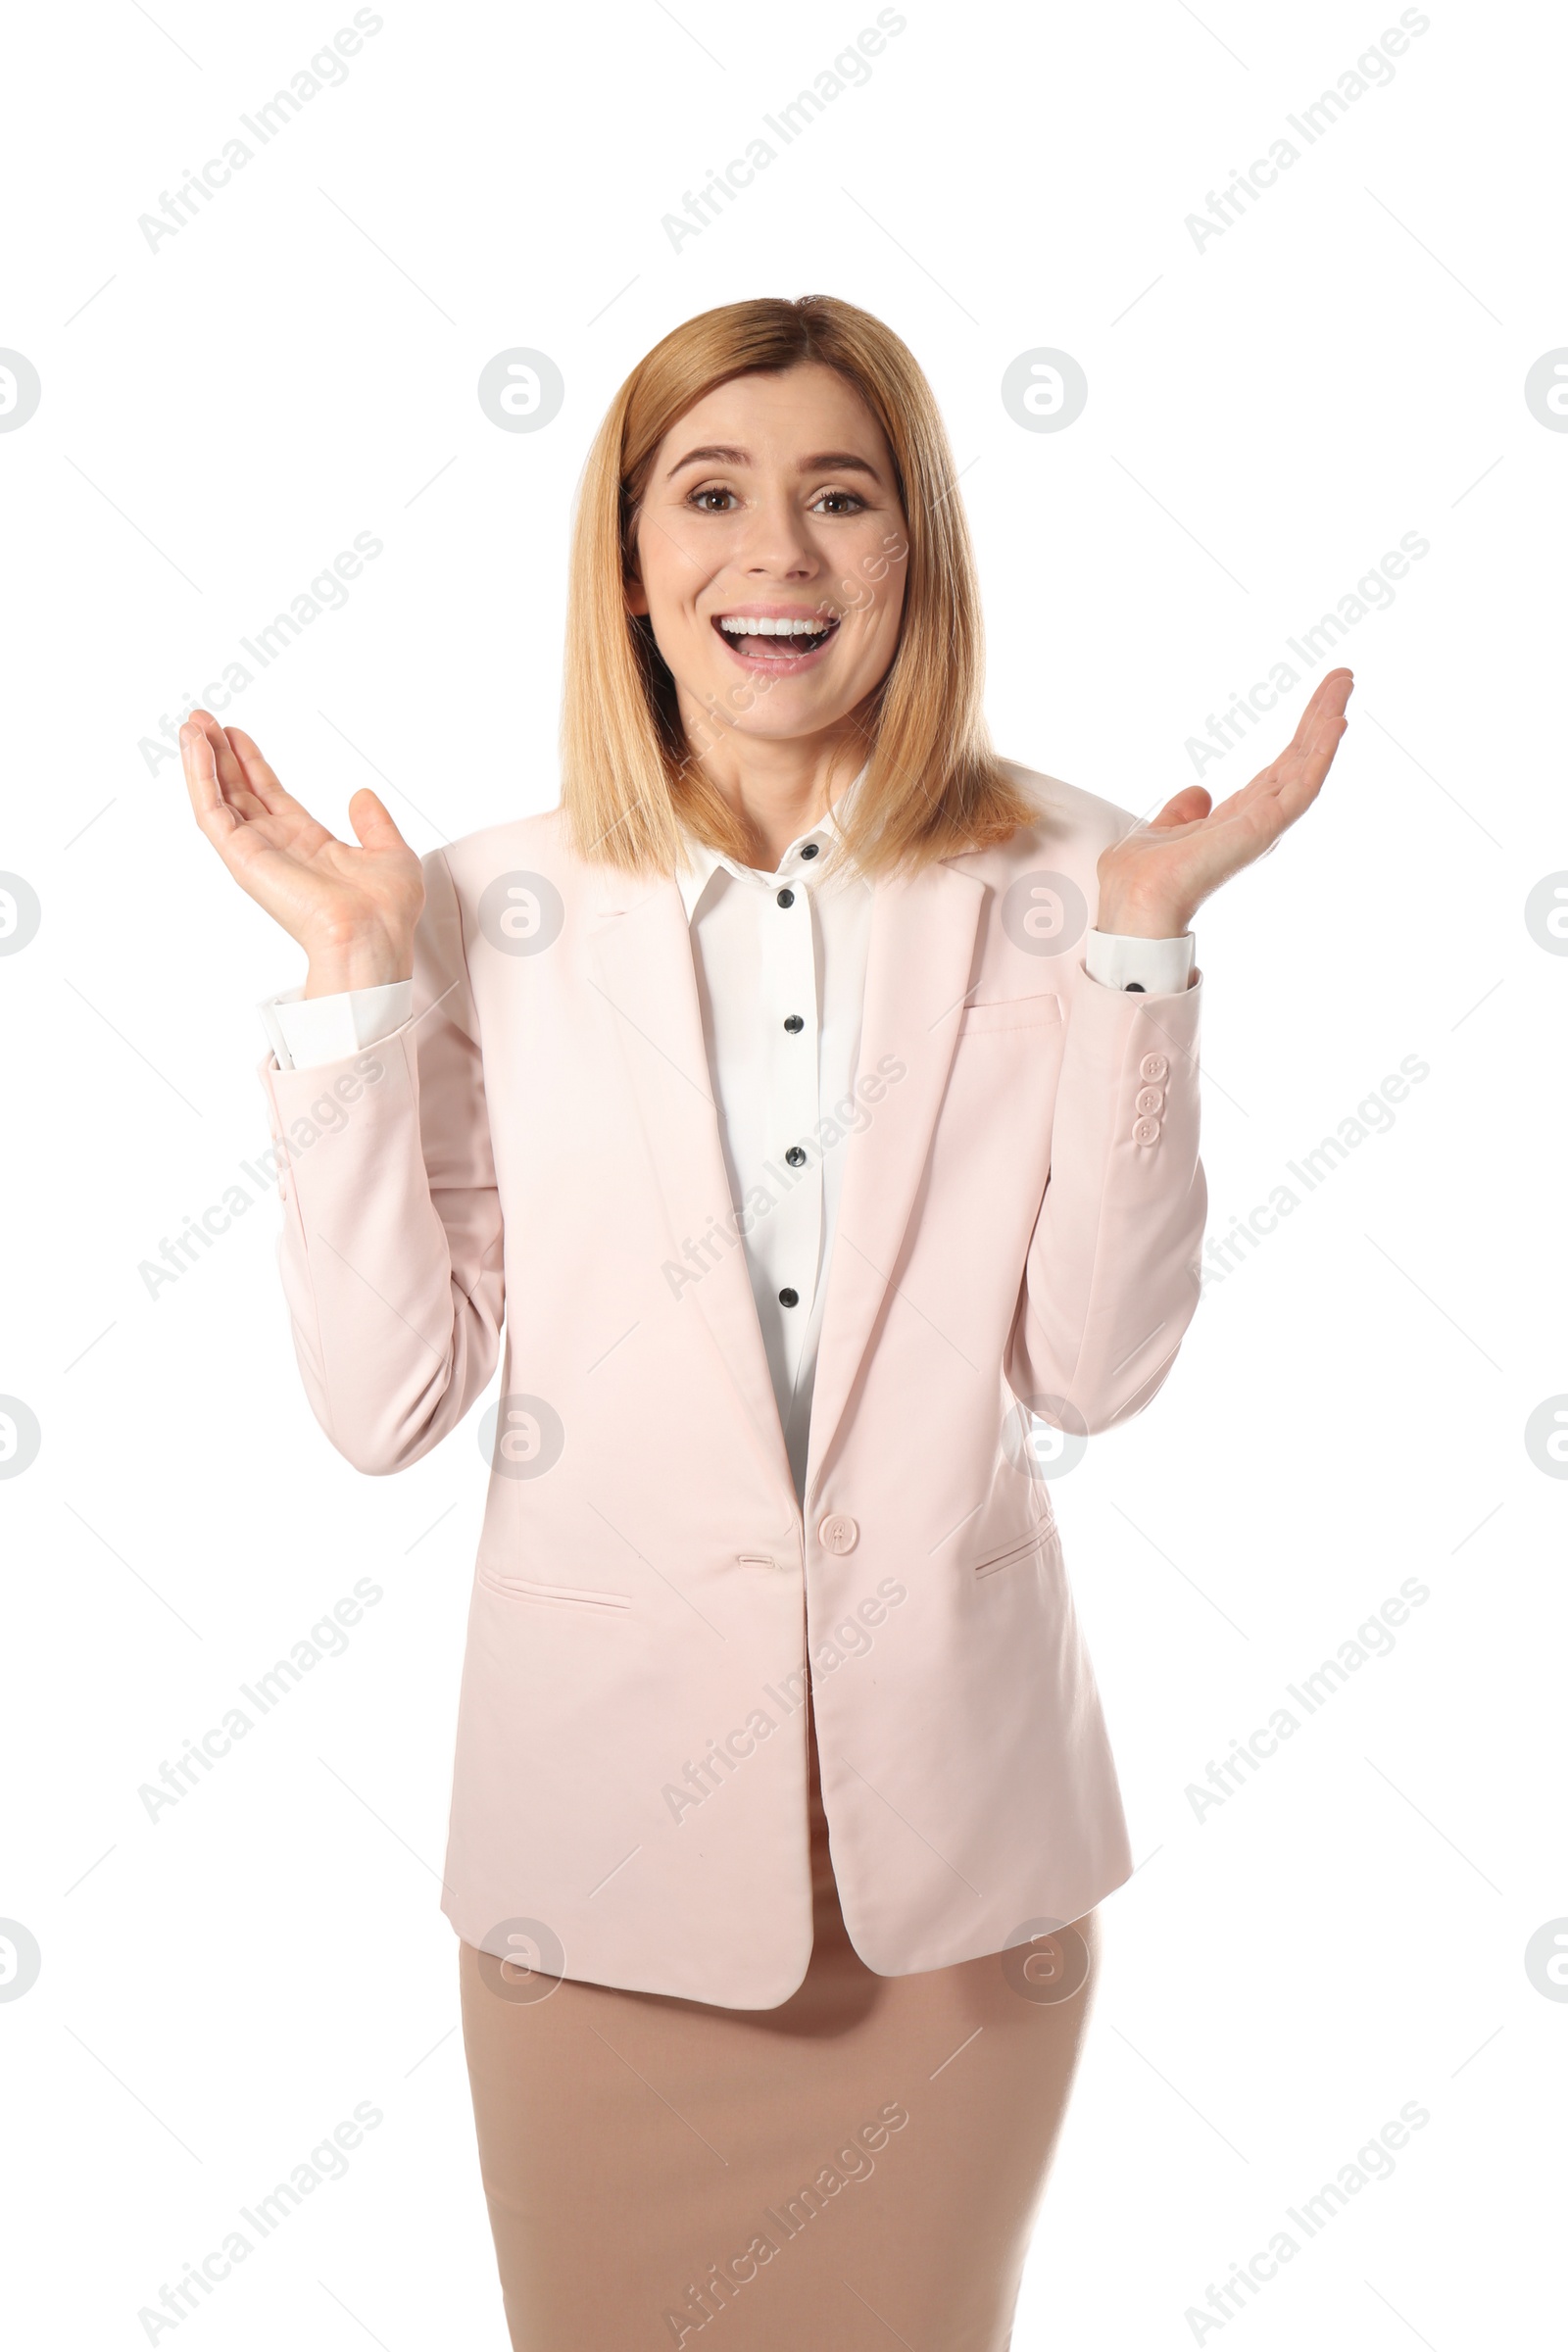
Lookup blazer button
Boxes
[1135,1085,1164,1114]
[818,1514,859,1554]
[1133,1116,1161,1147]
[1140,1052,1170,1083]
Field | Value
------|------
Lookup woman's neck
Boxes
[686,715,868,870]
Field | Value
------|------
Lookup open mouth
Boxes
[710,611,841,670]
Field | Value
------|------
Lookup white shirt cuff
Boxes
[259,980,414,1072]
[1083,930,1195,995]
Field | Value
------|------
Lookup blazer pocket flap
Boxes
[477,1566,632,1611]
[971,1525,1059,1578]
[956,993,1064,1035]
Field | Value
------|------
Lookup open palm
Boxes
[179,709,423,991]
[1098,667,1353,937]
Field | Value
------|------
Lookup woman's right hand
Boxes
[179,709,424,995]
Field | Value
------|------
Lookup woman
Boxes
[179,295,1350,2350]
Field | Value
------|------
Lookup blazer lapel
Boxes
[805,858,987,1505]
[589,878,797,1512]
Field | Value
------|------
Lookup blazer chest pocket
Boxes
[476,1565,632,1613]
[956,993,1063,1036]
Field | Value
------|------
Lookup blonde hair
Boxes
[561,294,1034,878]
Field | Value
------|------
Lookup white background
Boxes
[2,1,1563,2344]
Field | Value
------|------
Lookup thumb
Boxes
[1150,786,1211,830]
[346,787,407,855]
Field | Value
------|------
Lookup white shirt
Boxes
[674,793,872,1496]
[260,804,1193,1499]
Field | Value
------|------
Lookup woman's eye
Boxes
[689,486,738,513]
[811,489,866,515]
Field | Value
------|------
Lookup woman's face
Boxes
[627,361,908,756]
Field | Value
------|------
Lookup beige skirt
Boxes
[459,1702,1099,2350]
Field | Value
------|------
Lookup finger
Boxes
[224,723,303,817]
[1251,668,1351,781]
[178,723,327,912]
[1241,673,1350,806]
[1214,669,1354,821]
[1146,786,1212,830]
[1285,668,1353,774]
[1269,714,1348,826]
[178,720,241,845]
[185,707,266,815]
[346,786,413,857]
[1289,666,1354,753]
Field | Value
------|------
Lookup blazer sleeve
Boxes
[1006,962,1206,1435]
[256,847,504,1475]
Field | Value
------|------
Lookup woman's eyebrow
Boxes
[797,451,881,480]
[663,446,883,482]
[664,444,749,479]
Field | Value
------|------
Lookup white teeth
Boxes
[718,614,833,638]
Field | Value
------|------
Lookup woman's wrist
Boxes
[303,945,414,1002]
[1095,894,1193,942]
[303,930,414,997]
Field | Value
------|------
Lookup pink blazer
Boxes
[259,768,1205,2006]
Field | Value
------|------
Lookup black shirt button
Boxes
[799,842,819,859]
[779,1287,800,1307]
[776,887,795,908]
[783,1013,804,1033]
[785,1145,807,1167]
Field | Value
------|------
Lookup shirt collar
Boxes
[674,765,864,924]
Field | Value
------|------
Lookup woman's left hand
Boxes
[1097,665,1353,938]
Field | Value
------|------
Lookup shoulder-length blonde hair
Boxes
[561,294,1034,878]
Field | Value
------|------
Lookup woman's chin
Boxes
[677,665,876,743]
[705,704,857,748]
